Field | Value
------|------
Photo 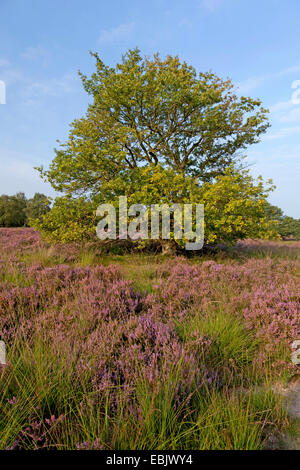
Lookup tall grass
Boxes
[0,339,289,450]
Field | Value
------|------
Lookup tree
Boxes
[262,201,283,222]
[0,192,51,228]
[279,216,300,239]
[0,192,27,227]
[34,49,273,246]
[263,201,300,240]
[25,193,51,221]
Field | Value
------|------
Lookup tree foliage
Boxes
[34,49,275,247]
[25,193,51,221]
[31,196,96,243]
[37,48,269,198]
[0,193,27,227]
[263,201,300,240]
[0,193,50,227]
[32,166,276,245]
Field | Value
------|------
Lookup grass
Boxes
[21,246,66,267]
[0,341,291,450]
[175,309,260,372]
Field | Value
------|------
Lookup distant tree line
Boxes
[263,201,300,240]
[0,192,50,227]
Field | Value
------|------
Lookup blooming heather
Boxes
[0,228,299,449]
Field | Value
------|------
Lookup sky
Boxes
[0,0,299,217]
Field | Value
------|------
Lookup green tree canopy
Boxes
[0,192,50,228]
[0,192,27,227]
[263,201,300,239]
[34,49,276,247]
[37,48,269,199]
[25,193,51,221]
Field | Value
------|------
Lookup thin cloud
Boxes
[237,63,300,94]
[237,77,265,95]
[279,106,300,123]
[264,126,300,140]
[20,72,81,106]
[98,22,135,44]
[248,144,300,164]
[21,46,48,61]
[200,0,224,12]
[269,95,300,123]
[178,18,193,29]
[0,60,22,86]
[269,100,293,114]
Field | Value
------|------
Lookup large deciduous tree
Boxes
[34,49,275,246]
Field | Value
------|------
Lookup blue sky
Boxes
[0,0,299,217]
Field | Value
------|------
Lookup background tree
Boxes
[25,193,51,221]
[0,192,27,227]
[279,216,300,239]
[262,201,283,222]
[0,192,50,228]
[263,201,300,240]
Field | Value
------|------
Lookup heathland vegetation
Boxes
[0,229,299,449]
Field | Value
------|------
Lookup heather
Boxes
[0,228,299,449]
